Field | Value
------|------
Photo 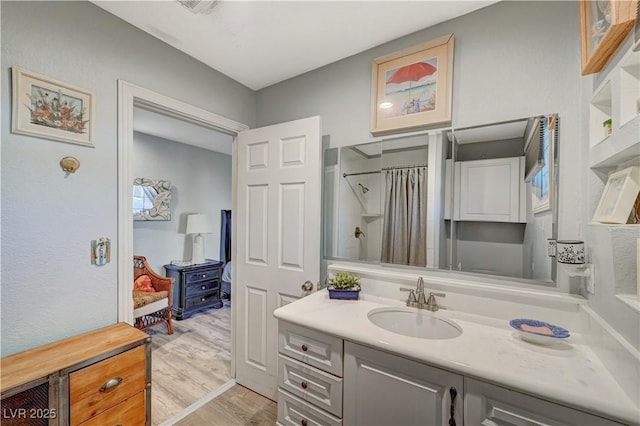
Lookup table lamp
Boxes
[186,214,213,265]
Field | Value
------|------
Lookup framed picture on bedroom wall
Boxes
[370,33,454,135]
[11,67,95,147]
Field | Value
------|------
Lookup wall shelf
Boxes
[589,47,640,173]
[589,80,612,148]
[619,50,640,127]
[590,115,640,170]
[361,213,382,220]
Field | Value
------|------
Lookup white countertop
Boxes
[274,290,640,425]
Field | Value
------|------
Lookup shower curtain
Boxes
[381,167,427,267]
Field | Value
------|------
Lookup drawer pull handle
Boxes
[301,344,308,352]
[301,381,308,389]
[201,297,206,302]
[201,285,207,290]
[301,420,308,426]
[202,274,206,278]
[100,377,123,392]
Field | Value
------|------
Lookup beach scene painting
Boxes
[382,57,438,120]
[371,34,453,134]
[12,67,95,147]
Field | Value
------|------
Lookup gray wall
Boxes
[2,0,636,356]
[133,132,232,275]
[256,1,583,248]
[1,1,255,356]
[256,0,640,349]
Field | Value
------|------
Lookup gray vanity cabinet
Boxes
[464,378,624,426]
[277,322,626,426]
[277,321,344,425]
[343,341,463,426]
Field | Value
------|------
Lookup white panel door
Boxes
[236,116,321,399]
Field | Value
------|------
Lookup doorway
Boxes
[117,81,249,423]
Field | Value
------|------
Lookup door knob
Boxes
[301,281,314,292]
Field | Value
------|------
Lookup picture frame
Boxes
[579,0,637,75]
[370,33,454,135]
[12,67,95,147]
[593,166,640,223]
[133,177,172,221]
[531,115,557,214]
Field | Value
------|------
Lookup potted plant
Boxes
[327,271,361,300]
[603,118,612,136]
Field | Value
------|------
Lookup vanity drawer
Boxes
[70,345,146,424]
[185,279,219,297]
[78,391,145,426]
[278,354,343,417]
[185,268,219,284]
[277,389,342,426]
[279,321,343,377]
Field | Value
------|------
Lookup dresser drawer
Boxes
[185,279,219,297]
[185,268,219,284]
[185,292,220,310]
[78,391,145,426]
[278,354,342,417]
[278,322,343,377]
[70,345,146,424]
[277,389,342,426]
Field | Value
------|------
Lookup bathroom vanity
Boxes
[274,288,638,426]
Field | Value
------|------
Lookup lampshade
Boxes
[186,214,213,235]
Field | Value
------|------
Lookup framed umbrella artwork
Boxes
[371,33,454,135]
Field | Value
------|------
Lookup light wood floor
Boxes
[146,301,277,425]
[146,302,233,425]
[175,385,277,425]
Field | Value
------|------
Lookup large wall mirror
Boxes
[323,113,559,287]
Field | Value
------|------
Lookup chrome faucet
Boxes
[400,277,435,309]
[425,292,446,311]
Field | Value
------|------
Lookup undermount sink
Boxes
[368,307,462,340]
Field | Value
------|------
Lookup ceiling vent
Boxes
[177,0,218,15]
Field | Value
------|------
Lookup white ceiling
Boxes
[106,0,500,153]
[93,0,498,91]
[134,107,234,154]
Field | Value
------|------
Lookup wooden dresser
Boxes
[0,323,150,426]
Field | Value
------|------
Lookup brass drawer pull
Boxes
[301,381,308,389]
[301,344,308,352]
[99,376,123,392]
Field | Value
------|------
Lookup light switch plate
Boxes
[91,237,111,266]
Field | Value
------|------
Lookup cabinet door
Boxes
[456,157,524,222]
[464,377,623,426]
[344,342,462,426]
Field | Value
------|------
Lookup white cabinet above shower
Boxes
[446,157,526,223]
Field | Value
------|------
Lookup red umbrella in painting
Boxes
[386,62,437,85]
